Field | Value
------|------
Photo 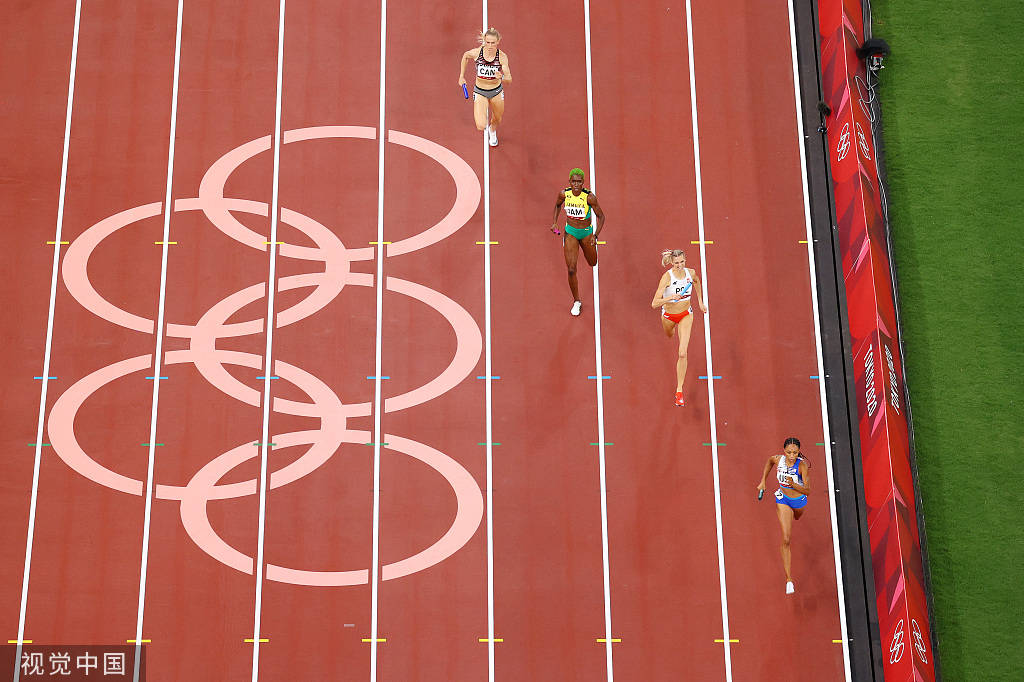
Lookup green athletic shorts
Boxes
[564,224,594,241]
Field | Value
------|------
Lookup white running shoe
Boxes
[488,126,498,147]
[570,301,582,316]
[786,581,795,595]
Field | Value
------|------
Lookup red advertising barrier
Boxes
[816,0,937,679]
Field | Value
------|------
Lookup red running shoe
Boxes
[674,392,685,407]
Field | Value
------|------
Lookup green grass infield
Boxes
[868,1,1024,679]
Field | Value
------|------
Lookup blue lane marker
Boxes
[367,376,390,380]
[256,376,279,380]
[145,376,169,380]
[587,375,611,380]
[33,376,57,380]
[810,375,820,379]
[476,376,501,380]
[698,375,722,380]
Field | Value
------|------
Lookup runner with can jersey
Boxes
[457,28,511,146]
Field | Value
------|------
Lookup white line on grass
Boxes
[683,1,733,679]
[786,0,853,677]
[13,3,83,680]
[250,1,287,679]
[132,2,184,680]
[582,2,615,679]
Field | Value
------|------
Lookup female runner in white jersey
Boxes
[457,28,511,146]
[651,249,706,406]
[756,437,812,594]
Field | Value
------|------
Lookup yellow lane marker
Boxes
[369,241,392,245]
[799,240,809,244]
[127,639,151,644]
[361,638,387,643]
[596,240,606,244]
[8,640,33,644]
[714,638,739,643]
[596,638,622,643]
[244,638,269,643]
[154,241,177,245]
[478,638,504,643]
[476,241,499,245]
[264,241,283,245]
[832,639,846,643]
[691,240,714,245]
[46,241,70,245]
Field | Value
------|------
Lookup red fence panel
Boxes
[816,0,937,679]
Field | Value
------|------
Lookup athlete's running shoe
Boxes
[674,392,685,407]
[786,581,795,595]
[570,301,582,316]
[488,127,498,147]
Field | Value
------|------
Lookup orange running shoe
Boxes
[674,392,685,407]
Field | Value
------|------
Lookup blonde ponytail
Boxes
[662,249,686,267]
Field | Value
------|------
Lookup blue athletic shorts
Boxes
[774,489,808,510]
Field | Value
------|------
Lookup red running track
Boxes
[0,0,849,680]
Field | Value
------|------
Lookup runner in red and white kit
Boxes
[651,249,707,406]
[457,28,511,146]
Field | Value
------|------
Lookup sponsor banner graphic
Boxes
[817,0,936,679]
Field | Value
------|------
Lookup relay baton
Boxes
[757,489,764,501]
[462,83,469,99]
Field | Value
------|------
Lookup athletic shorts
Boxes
[662,308,691,324]
[774,489,808,509]
[564,224,594,241]
[473,84,504,100]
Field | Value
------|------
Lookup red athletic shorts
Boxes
[662,308,691,324]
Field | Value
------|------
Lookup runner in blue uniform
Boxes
[757,437,811,594]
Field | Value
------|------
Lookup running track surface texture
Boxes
[1,1,850,681]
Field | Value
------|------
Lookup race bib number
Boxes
[565,204,587,219]
[477,64,499,78]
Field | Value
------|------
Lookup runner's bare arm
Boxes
[458,49,475,84]
[499,52,511,81]
[690,269,707,313]
[788,461,811,495]
[588,193,606,237]
[652,271,674,308]
[550,191,565,232]
[757,455,778,492]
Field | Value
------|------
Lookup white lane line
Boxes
[683,1,733,679]
[13,3,83,680]
[132,2,184,680]
[250,1,287,679]
[369,0,388,678]
[786,0,852,677]
[581,2,614,679]
[480,4,497,680]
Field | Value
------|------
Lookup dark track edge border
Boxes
[793,1,885,678]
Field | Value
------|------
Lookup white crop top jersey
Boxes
[776,455,807,489]
[662,268,694,311]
